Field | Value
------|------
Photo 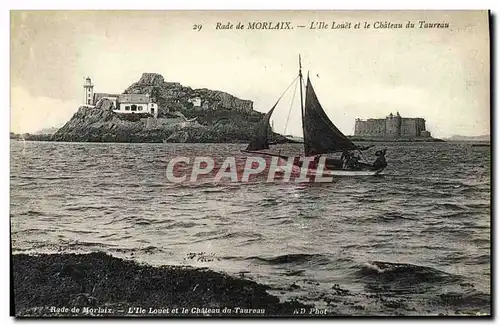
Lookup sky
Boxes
[10,10,490,137]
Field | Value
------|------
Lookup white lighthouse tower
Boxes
[83,77,94,106]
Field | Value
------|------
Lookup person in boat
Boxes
[373,149,387,169]
[343,152,359,170]
[350,153,361,170]
[341,150,351,169]
[340,150,350,161]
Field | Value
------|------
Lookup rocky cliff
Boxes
[124,73,253,115]
[53,99,159,142]
[52,74,285,143]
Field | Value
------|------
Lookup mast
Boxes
[299,55,307,155]
[298,55,304,116]
[299,54,304,118]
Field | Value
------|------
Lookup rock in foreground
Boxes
[12,252,310,317]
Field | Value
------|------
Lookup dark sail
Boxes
[245,103,277,151]
[302,77,358,155]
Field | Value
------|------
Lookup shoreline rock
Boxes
[12,252,311,317]
[49,104,289,144]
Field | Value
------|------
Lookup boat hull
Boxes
[275,165,385,177]
[242,150,386,178]
[318,168,384,176]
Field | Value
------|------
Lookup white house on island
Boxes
[188,96,202,108]
[83,77,159,118]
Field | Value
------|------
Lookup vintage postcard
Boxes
[10,10,490,317]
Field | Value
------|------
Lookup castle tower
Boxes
[354,118,362,135]
[385,112,402,138]
[83,77,94,105]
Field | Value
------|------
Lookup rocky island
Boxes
[48,73,286,144]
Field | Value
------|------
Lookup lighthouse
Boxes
[83,77,94,105]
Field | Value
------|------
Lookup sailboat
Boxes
[243,56,387,177]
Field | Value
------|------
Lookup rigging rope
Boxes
[283,78,298,135]
[274,75,299,107]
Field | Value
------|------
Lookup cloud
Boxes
[10,87,79,134]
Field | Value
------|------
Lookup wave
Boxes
[470,238,490,248]
[371,211,417,222]
[459,187,487,194]
[139,245,162,254]
[464,254,490,265]
[93,182,163,189]
[64,240,112,249]
[221,231,262,240]
[247,253,329,265]
[98,232,132,240]
[11,228,48,235]
[341,242,393,250]
[127,197,152,203]
[119,217,199,229]
[12,181,37,187]
[163,221,200,229]
[420,226,472,237]
[269,219,294,226]
[355,261,462,294]
[356,198,385,203]
[64,205,119,212]
[200,188,228,194]
[16,175,75,180]
[283,269,306,276]
[63,229,98,235]
[179,230,263,244]
[437,203,469,211]
[464,203,490,210]
[440,212,470,219]
[412,177,487,191]
[170,182,238,190]
[169,205,197,211]
[25,210,44,217]
[112,245,163,255]
[134,218,154,226]
[432,290,491,312]
[259,198,280,207]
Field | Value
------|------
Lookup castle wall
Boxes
[401,119,417,137]
[401,118,427,137]
[414,118,426,136]
[354,115,430,138]
[354,119,386,137]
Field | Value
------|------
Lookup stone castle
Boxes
[354,112,431,138]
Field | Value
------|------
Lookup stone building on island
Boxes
[83,77,159,118]
[354,112,431,138]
